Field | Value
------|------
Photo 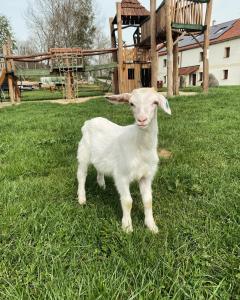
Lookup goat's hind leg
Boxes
[77,140,90,205]
[97,172,106,189]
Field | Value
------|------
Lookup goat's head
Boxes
[106,88,171,129]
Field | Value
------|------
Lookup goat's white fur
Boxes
[77,88,171,233]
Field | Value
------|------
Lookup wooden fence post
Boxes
[109,17,119,94]
[165,0,173,97]
[116,2,124,94]
[203,0,213,93]
[150,0,158,90]
[173,42,179,95]
[3,39,16,104]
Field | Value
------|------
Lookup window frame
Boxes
[223,69,229,80]
[224,47,230,58]
[128,68,135,80]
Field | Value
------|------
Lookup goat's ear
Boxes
[156,94,171,115]
[106,93,132,104]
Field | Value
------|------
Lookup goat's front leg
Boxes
[115,178,133,233]
[139,177,159,233]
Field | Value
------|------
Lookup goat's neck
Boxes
[136,109,158,150]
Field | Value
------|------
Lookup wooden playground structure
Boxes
[0,0,213,104]
[110,0,213,96]
[0,41,118,104]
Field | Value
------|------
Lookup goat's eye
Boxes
[130,103,135,107]
[153,101,158,106]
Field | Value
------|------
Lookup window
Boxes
[163,59,167,67]
[215,27,227,35]
[200,51,204,62]
[223,70,228,80]
[164,76,167,84]
[225,47,230,58]
[128,68,135,80]
[199,72,203,81]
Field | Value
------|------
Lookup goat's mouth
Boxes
[137,123,148,129]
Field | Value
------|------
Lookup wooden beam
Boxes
[116,2,124,94]
[2,40,16,104]
[173,43,179,95]
[150,0,157,90]
[203,0,213,93]
[64,57,75,101]
[189,33,204,49]
[165,0,173,97]
[173,31,187,46]
[109,17,119,94]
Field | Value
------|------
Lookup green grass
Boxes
[0,87,239,299]
[21,86,105,102]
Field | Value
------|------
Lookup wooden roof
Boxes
[179,65,200,76]
[113,0,150,25]
[121,0,149,17]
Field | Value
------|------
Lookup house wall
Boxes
[158,38,240,86]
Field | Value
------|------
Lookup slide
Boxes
[0,68,7,88]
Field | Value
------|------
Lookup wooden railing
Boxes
[171,0,205,25]
[140,0,208,44]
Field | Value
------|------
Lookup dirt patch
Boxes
[28,95,104,105]
[0,102,20,109]
[0,95,105,109]
[161,91,197,97]
[158,149,172,159]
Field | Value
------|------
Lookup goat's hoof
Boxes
[122,222,133,233]
[145,221,159,233]
[122,226,133,233]
[78,197,86,205]
[150,225,159,234]
[99,183,106,190]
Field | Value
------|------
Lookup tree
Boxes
[0,15,14,49]
[26,0,96,51]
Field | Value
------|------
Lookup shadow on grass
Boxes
[82,167,144,224]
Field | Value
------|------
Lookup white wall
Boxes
[158,38,240,86]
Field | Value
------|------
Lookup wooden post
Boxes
[173,42,179,95]
[203,0,213,93]
[150,0,157,90]
[64,57,74,101]
[3,40,15,104]
[109,17,119,94]
[117,2,124,94]
[165,0,173,97]
[66,71,74,101]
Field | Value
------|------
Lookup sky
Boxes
[1,0,240,42]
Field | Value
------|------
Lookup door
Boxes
[141,68,151,87]
[192,73,197,86]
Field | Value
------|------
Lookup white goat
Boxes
[77,88,171,233]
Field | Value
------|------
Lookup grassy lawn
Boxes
[0,87,239,299]
[19,85,105,102]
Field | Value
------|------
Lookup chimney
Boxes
[212,20,216,26]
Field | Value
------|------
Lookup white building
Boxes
[158,19,240,87]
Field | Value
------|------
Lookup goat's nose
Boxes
[138,117,147,123]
